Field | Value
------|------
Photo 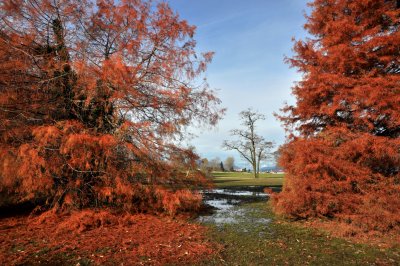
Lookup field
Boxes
[212,172,284,187]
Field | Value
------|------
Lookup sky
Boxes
[168,0,311,168]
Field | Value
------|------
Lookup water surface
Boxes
[197,187,272,226]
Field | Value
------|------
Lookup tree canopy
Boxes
[273,0,400,233]
[0,0,223,214]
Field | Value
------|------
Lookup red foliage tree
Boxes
[0,0,223,214]
[273,0,400,233]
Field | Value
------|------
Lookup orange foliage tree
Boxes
[0,0,223,214]
[273,0,400,233]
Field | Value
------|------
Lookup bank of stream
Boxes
[195,185,400,266]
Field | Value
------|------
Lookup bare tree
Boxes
[223,109,273,178]
[199,158,209,173]
[209,157,221,171]
[224,156,235,172]
[272,148,282,169]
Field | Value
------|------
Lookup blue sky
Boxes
[168,0,310,168]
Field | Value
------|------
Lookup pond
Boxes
[197,186,281,226]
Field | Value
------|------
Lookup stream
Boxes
[197,186,281,226]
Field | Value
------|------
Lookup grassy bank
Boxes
[212,172,284,187]
[198,202,400,265]
[200,173,399,265]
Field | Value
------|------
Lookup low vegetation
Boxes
[198,202,400,265]
[199,172,399,265]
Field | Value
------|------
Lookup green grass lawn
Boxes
[211,172,284,187]
[197,202,400,266]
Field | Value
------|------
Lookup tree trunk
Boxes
[257,152,261,178]
[252,162,258,178]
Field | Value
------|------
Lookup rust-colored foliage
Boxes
[0,210,218,265]
[0,0,223,213]
[273,0,400,233]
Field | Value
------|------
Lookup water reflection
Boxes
[204,189,269,197]
[197,188,271,226]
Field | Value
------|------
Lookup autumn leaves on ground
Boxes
[0,0,399,265]
[0,211,217,265]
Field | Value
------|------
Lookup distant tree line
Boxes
[198,156,235,173]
